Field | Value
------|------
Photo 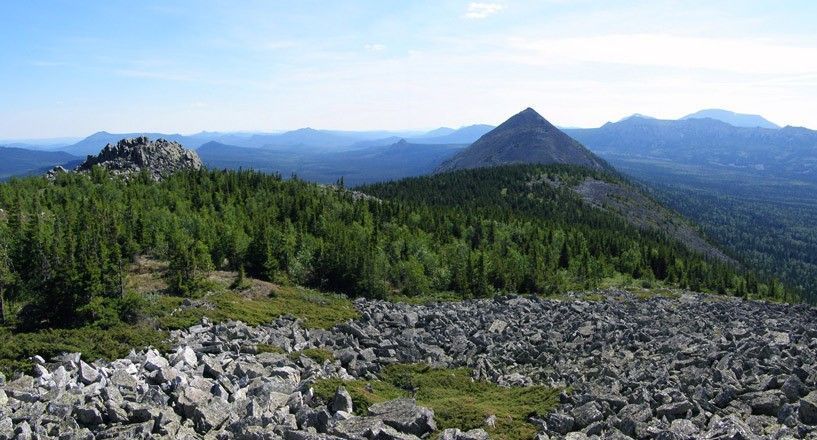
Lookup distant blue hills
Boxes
[3,108,814,183]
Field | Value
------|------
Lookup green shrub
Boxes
[313,364,560,440]
[290,348,334,363]
[255,344,285,354]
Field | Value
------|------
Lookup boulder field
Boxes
[2,291,816,439]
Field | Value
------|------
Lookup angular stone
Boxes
[78,361,101,385]
[331,416,386,440]
[368,398,437,437]
[172,346,198,368]
[175,386,212,419]
[372,425,422,440]
[780,375,804,402]
[546,412,575,434]
[95,421,154,439]
[73,405,104,426]
[742,390,783,416]
[331,386,353,414]
[669,418,699,439]
[571,402,603,429]
[143,350,169,372]
[702,415,759,439]
[110,368,138,391]
[191,398,232,433]
[459,429,489,440]
[656,400,693,418]
[799,391,817,425]
[488,319,508,333]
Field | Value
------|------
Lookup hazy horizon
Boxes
[2,1,817,138]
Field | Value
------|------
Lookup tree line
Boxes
[0,164,784,329]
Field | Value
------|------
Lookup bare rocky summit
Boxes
[2,291,816,439]
[59,136,202,180]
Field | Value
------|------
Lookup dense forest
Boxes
[0,165,785,330]
[605,158,817,305]
[649,183,817,304]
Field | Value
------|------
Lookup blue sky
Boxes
[2,1,817,138]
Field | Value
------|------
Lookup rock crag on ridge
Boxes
[49,136,203,181]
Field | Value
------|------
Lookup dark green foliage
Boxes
[0,164,774,332]
[0,324,167,375]
[290,348,335,364]
[362,164,766,298]
[615,161,811,303]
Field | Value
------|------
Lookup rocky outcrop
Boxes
[74,136,203,180]
[1,291,816,439]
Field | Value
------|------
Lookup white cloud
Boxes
[465,3,505,19]
[364,43,386,52]
[504,34,817,76]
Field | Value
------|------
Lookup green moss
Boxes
[632,288,682,301]
[581,293,605,302]
[290,348,335,364]
[0,325,167,376]
[155,286,359,330]
[313,364,560,440]
[256,344,285,354]
[313,377,406,415]
[390,291,465,305]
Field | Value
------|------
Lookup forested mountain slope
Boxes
[0,165,781,333]
[564,116,817,303]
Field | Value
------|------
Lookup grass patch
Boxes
[314,364,560,440]
[290,348,335,364]
[390,291,465,305]
[0,264,358,376]
[580,292,605,302]
[151,285,358,330]
[0,325,168,375]
[256,344,285,354]
[632,288,683,301]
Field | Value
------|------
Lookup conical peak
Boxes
[435,107,610,173]
[499,107,555,130]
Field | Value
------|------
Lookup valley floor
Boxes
[1,287,816,439]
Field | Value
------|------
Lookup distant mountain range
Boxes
[437,108,609,172]
[2,107,812,183]
[0,147,79,179]
[680,109,779,129]
[199,139,465,186]
[564,116,817,178]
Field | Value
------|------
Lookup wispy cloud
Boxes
[504,34,817,75]
[31,60,69,67]
[114,69,194,82]
[364,43,386,52]
[465,2,505,19]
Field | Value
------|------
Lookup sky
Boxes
[2,0,817,138]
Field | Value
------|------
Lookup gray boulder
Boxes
[799,391,817,425]
[331,386,354,414]
[368,398,436,437]
[571,402,603,429]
